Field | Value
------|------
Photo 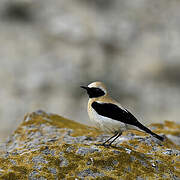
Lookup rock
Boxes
[0,111,179,179]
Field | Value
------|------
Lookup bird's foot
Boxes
[95,143,111,148]
[103,143,111,148]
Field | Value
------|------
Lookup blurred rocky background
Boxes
[0,0,180,142]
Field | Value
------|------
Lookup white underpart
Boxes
[88,108,127,133]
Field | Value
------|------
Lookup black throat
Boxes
[87,87,105,98]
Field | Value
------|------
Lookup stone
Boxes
[76,146,100,156]
[0,111,179,179]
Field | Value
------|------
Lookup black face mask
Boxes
[81,86,105,98]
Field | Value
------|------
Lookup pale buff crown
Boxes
[87,81,121,105]
[88,81,108,95]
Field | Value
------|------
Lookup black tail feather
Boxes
[136,122,164,141]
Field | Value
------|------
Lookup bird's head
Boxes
[80,81,107,98]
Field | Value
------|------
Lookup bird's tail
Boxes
[137,122,164,141]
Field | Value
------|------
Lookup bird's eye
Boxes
[95,88,102,93]
[87,87,105,98]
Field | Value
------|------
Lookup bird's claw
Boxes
[95,143,111,147]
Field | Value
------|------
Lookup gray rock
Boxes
[162,149,180,156]
[103,166,114,171]
[136,177,145,180]
[76,146,100,156]
[66,146,75,153]
[28,170,39,179]
[48,167,57,175]
[113,150,121,154]
[112,160,118,166]
[32,155,48,164]
[59,156,69,167]
[77,168,104,178]
[42,146,55,156]
[33,165,42,170]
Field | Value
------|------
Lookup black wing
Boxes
[92,101,139,126]
[91,101,164,141]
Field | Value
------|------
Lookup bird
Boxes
[81,81,164,146]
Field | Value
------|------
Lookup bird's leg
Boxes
[108,132,122,146]
[102,132,119,146]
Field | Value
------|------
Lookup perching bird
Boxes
[81,81,164,146]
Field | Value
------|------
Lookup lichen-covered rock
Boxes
[0,110,179,179]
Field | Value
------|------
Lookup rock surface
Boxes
[0,111,180,179]
[1,0,180,139]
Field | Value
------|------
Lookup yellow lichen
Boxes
[0,111,179,179]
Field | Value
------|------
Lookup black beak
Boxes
[80,86,89,90]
